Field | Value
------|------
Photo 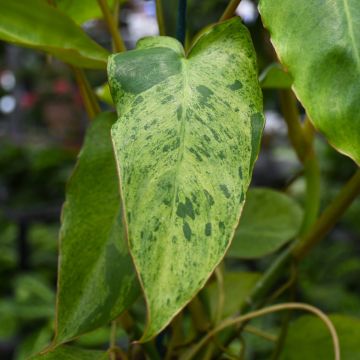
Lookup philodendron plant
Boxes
[1,0,360,359]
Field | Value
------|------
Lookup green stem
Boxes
[110,321,117,360]
[188,295,210,333]
[202,266,225,359]
[165,313,183,360]
[183,303,339,360]
[97,0,126,52]
[132,324,161,360]
[219,0,241,22]
[279,89,320,231]
[294,168,360,259]
[300,151,320,233]
[243,243,294,311]
[112,0,120,52]
[72,67,100,120]
[247,168,360,307]
[215,168,360,356]
[279,90,309,162]
[271,276,296,360]
[244,325,277,342]
[155,0,166,36]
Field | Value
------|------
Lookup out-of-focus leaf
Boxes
[15,325,53,360]
[280,315,360,360]
[259,0,360,164]
[204,272,261,321]
[108,18,264,341]
[259,63,293,89]
[55,0,116,25]
[55,112,139,344]
[227,188,303,258]
[29,346,107,360]
[0,0,108,69]
[0,301,18,339]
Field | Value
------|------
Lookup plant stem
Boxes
[165,313,183,360]
[244,325,277,342]
[300,151,320,233]
[279,90,320,232]
[213,168,359,356]
[155,0,166,36]
[72,67,100,120]
[246,168,360,308]
[279,90,309,162]
[294,168,360,259]
[176,0,187,46]
[188,295,210,333]
[110,320,117,360]
[97,0,126,53]
[243,243,295,311]
[219,0,241,22]
[270,277,296,360]
[183,303,339,360]
[202,267,225,360]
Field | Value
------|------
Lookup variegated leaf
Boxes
[108,18,264,341]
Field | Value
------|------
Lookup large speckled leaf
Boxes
[227,188,303,258]
[0,0,108,69]
[280,315,360,360]
[108,18,264,341]
[29,346,107,360]
[55,112,139,344]
[259,0,360,164]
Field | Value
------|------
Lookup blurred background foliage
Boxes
[0,0,359,359]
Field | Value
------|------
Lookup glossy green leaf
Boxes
[259,63,293,89]
[108,18,264,341]
[55,0,117,25]
[259,0,360,164]
[0,0,108,69]
[227,188,303,259]
[204,272,261,321]
[55,112,139,344]
[29,346,107,360]
[280,315,360,360]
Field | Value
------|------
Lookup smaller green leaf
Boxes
[204,272,261,321]
[29,346,107,360]
[227,188,303,259]
[280,315,360,360]
[259,63,293,89]
[55,112,139,344]
[15,325,53,360]
[55,0,116,25]
[0,0,109,69]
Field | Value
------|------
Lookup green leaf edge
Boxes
[258,2,360,166]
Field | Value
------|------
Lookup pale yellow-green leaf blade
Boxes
[108,18,264,341]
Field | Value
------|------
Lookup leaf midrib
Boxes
[170,58,189,220]
[341,0,360,70]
